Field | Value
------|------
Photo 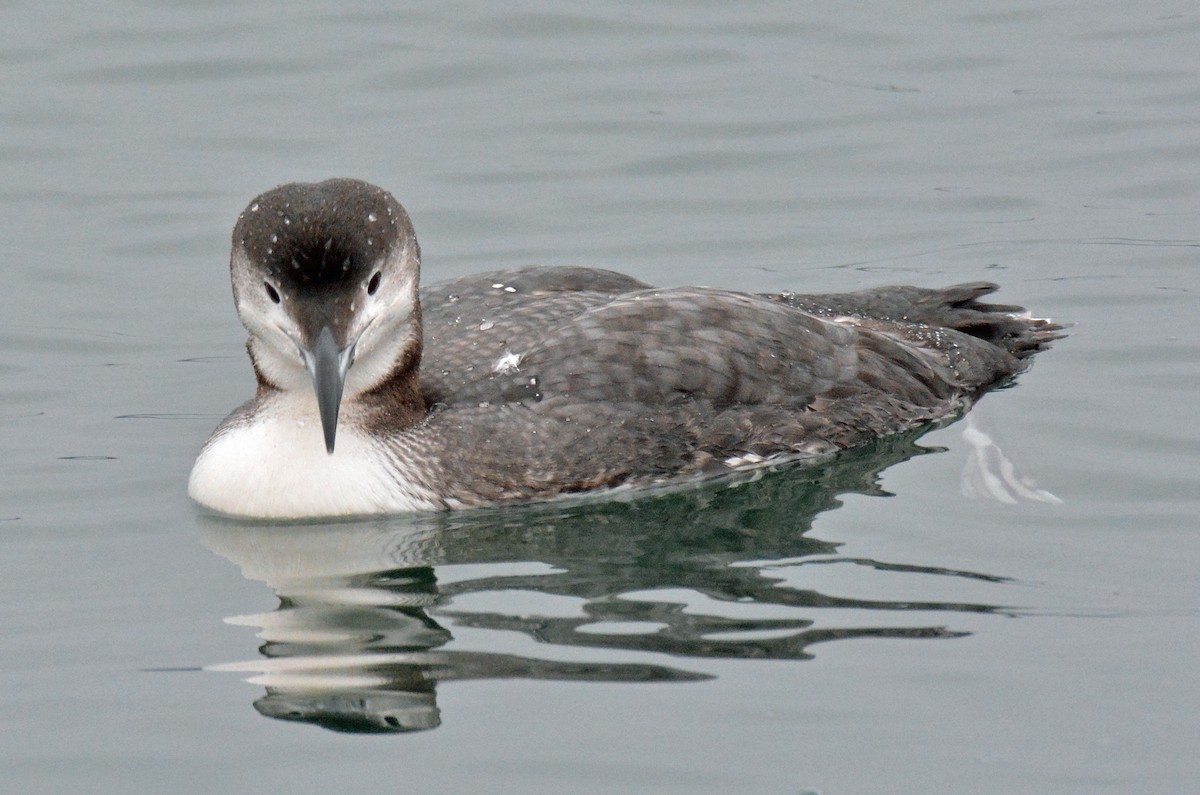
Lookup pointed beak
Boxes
[299,326,356,454]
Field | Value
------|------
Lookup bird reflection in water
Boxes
[201,430,1012,734]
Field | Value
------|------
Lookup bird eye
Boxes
[367,271,382,295]
[264,282,281,304]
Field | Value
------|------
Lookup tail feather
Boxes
[916,282,1065,360]
[766,281,1065,361]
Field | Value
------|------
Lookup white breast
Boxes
[188,397,446,518]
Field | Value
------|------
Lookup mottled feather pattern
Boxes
[361,271,1061,507]
[420,267,647,406]
[511,289,858,406]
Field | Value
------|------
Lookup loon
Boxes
[188,178,1062,519]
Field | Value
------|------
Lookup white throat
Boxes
[188,390,446,518]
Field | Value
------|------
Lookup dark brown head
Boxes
[230,179,422,453]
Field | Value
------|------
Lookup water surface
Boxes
[2,2,1198,792]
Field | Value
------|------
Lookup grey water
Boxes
[2,2,1198,792]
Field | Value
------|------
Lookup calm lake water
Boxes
[2,2,1198,793]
